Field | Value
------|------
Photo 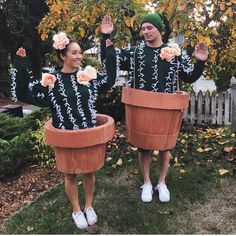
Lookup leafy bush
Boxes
[30,119,55,168]
[0,131,33,179]
[0,108,53,179]
[0,113,27,140]
[96,86,125,121]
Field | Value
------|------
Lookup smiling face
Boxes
[141,22,163,47]
[60,42,83,72]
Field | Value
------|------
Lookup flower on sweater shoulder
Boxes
[41,73,57,88]
[160,43,181,62]
[76,66,97,85]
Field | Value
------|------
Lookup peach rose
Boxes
[171,43,181,56]
[52,32,70,50]
[76,71,90,85]
[41,73,57,88]
[160,47,173,61]
[84,65,97,79]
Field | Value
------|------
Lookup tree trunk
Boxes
[0,45,11,98]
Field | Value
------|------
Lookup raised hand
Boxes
[101,15,114,34]
[16,47,26,57]
[194,42,209,61]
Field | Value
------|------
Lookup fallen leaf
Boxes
[27,226,34,232]
[130,168,139,174]
[218,141,229,145]
[197,147,204,153]
[116,158,123,166]
[224,146,233,153]
[153,150,159,156]
[112,164,116,169]
[173,162,181,167]
[106,157,112,161]
[130,147,138,151]
[231,133,235,138]
[219,168,229,176]
[180,169,186,174]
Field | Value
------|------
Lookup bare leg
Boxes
[64,174,81,213]
[158,150,171,183]
[83,172,95,209]
[139,151,152,184]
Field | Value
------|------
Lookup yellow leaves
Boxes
[197,147,204,153]
[123,17,131,27]
[197,147,213,153]
[173,162,181,167]
[41,33,48,41]
[79,28,86,38]
[195,2,202,10]
[116,158,123,166]
[196,35,211,46]
[220,2,225,11]
[228,7,234,17]
[130,168,139,174]
[71,16,79,22]
[106,157,112,162]
[180,169,186,174]
[218,168,229,176]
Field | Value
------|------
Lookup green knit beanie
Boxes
[141,13,164,33]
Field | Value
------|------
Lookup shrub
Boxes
[96,86,125,121]
[0,131,33,179]
[30,119,55,168]
[0,113,27,140]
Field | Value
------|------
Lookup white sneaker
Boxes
[85,207,98,225]
[155,182,170,202]
[72,211,88,229]
[140,182,153,202]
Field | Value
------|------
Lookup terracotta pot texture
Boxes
[121,87,190,151]
[44,114,115,174]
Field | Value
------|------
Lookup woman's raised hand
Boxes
[101,15,114,34]
[16,47,26,57]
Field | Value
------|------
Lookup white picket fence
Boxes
[183,90,232,125]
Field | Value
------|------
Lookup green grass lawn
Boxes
[2,159,221,234]
[2,125,235,234]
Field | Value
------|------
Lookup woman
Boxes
[11,32,116,229]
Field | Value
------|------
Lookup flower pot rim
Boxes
[44,114,115,148]
[121,87,190,110]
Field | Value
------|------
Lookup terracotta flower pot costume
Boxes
[122,87,189,150]
[44,114,115,173]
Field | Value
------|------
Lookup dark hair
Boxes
[55,38,78,62]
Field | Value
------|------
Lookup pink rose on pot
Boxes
[41,73,57,88]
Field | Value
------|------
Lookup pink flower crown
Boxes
[52,32,70,50]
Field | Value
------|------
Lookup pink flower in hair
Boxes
[52,32,70,50]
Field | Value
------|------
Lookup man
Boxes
[101,13,208,203]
